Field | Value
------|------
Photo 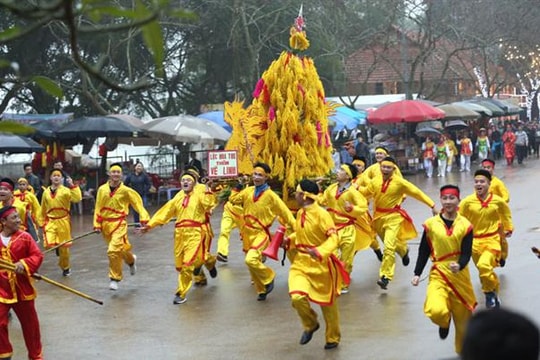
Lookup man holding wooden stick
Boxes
[0,206,44,360]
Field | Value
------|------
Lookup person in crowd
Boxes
[318,163,368,294]
[52,160,72,187]
[480,159,510,267]
[436,135,451,177]
[141,169,217,304]
[457,133,473,172]
[40,170,81,276]
[412,185,476,355]
[123,162,151,225]
[363,146,403,180]
[287,180,346,350]
[461,308,539,360]
[93,163,149,291]
[363,157,437,290]
[13,178,41,242]
[489,125,502,160]
[23,164,41,198]
[502,124,516,166]
[0,206,44,360]
[331,148,341,173]
[444,133,459,173]
[475,128,490,162]
[458,170,513,309]
[187,152,203,176]
[514,124,529,164]
[228,162,296,301]
[354,134,371,166]
[421,136,436,178]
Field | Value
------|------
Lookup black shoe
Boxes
[374,249,383,262]
[377,276,389,290]
[299,323,320,345]
[499,258,506,267]
[193,266,202,276]
[485,291,500,309]
[216,253,228,263]
[209,266,218,278]
[402,249,410,266]
[439,327,450,339]
[265,279,274,295]
[324,342,339,350]
[194,279,207,286]
[62,268,71,277]
[257,293,267,301]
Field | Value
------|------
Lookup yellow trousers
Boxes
[57,247,70,271]
[472,249,499,293]
[338,225,356,275]
[374,215,408,280]
[217,211,237,256]
[424,279,472,354]
[291,294,340,344]
[245,248,275,295]
[500,233,508,261]
[101,222,135,281]
[370,237,381,251]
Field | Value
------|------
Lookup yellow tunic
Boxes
[365,175,435,241]
[489,176,509,203]
[422,214,476,354]
[288,203,343,305]
[40,185,82,247]
[364,162,403,180]
[13,190,41,227]
[147,187,216,267]
[228,186,295,251]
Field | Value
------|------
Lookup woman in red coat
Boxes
[502,124,516,166]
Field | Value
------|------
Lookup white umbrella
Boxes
[141,115,231,145]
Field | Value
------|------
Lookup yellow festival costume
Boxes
[318,183,368,276]
[229,185,295,296]
[364,175,435,281]
[458,193,513,293]
[40,184,81,271]
[288,202,347,345]
[13,189,41,231]
[420,214,477,354]
[351,174,379,252]
[146,186,216,299]
[489,175,510,262]
[93,182,149,282]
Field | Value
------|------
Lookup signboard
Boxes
[207,150,238,178]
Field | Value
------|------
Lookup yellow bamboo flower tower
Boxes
[224,6,335,200]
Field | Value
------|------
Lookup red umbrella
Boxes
[368,100,445,124]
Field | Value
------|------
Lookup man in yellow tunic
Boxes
[287,180,348,350]
[228,162,295,301]
[318,163,368,294]
[412,185,476,355]
[93,163,149,291]
[458,169,513,308]
[13,178,41,241]
[480,158,510,267]
[142,170,217,304]
[0,178,36,238]
[364,157,437,290]
[351,156,383,262]
[363,146,403,180]
[40,170,81,276]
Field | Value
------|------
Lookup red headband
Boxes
[0,182,13,192]
[0,207,17,219]
[440,188,460,198]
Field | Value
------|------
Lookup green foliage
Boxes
[32,76,63,99]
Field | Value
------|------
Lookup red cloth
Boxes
[0,230,44,359]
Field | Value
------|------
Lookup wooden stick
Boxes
[44,223,139,254]
[0,259,103,305]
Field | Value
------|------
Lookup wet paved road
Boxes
[7,157,540,360]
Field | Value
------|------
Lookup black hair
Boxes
[299,179,319,195]
[342,163,358,179]
[462,309,540,360]
[253,162,271,174]
[474,169,492,181]
[0,178,15,190]
[440,184,460,196]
